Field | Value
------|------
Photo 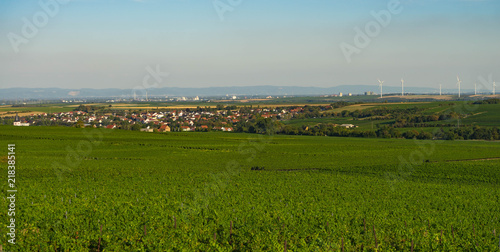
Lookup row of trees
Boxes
[307,106,424,120]
[375,126,500,140]
[473,98,499,104]
[392,112,471,128]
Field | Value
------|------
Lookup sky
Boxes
[0,0,499,90]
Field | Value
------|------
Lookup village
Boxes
[7,105,358,132]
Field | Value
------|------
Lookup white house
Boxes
[13,122,30,126]
[340,124,357,128]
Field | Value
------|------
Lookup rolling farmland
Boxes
[1,126,499,250]
[2,0,500,250]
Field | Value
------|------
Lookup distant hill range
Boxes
[0,85,481,100]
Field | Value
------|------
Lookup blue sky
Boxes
[0,0,499,90]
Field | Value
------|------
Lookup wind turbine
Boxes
[494,81,496,95]
[439,84,442,96]
[474,82,477,95]
[456,76,462,98]
[378,79,384,98]
[401,78,404,96]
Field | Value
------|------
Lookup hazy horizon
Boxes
[1,0,499,91]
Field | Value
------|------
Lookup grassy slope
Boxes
[282,101,500,132]
[1,126,500,250]
[0,105,74,114]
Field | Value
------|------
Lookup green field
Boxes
[282,101,500,133]
[0,104,75,114]
[1,126,499,250]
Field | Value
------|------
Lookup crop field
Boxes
[1,126,499,251]
[283,101,500,134]
[382,95,455,101]
[283,118,381,131]
[0,105,74,115]
[0,93,466,115]
[460,104,500,126]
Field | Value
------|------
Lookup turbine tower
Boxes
[378,79,384,98]
[439,84,442,96]
[401,78,404,96]
[456,76,462,98]
[494,81,496,95]
[474,82,477,95]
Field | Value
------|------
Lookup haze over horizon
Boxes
[1,0,499,91]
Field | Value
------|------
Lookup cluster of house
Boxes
[98,109,262,132]
[11,106,358,131]
[11,107,289,131]
[12,113,30,126]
